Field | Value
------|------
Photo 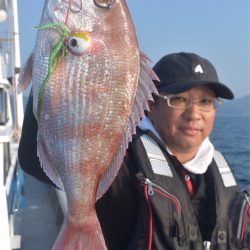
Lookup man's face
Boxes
[148,86,216,158]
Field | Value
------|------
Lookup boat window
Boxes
[0,87,7,125]
[3,142,10,185]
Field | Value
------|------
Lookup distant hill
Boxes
[217,95,250,117]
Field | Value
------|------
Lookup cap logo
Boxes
[194,64,203,74]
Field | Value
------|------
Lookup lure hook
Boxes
[70,0,82,13]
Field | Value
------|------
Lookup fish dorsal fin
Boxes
[96,53,159,200]
[17,53,34,94]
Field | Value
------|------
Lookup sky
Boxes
[16,0,250,99]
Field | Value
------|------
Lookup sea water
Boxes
[210,116,250,193]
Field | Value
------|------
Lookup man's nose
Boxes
[183,103,202,119]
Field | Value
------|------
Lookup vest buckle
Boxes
[203,241,211,250]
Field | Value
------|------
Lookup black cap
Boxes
[153,52,234,99]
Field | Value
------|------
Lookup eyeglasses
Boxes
[160,95,222,112]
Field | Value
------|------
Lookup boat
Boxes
[0,1,68,249]
[0,0,25,249]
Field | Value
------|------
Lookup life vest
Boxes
[128,131,250,250]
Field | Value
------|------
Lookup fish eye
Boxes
[94,0,115,9]
[66,32,91,56]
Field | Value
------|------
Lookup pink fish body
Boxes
[18,0,158,249]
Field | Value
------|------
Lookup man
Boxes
[19,52,250,249]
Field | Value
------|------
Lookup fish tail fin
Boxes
[52,217,107,250]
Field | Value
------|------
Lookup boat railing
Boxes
[0,78,22,250]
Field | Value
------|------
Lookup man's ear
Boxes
[147,100,157,120]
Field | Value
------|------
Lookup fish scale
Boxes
[18,0,158,249]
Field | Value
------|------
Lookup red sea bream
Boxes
[18,0,158,249]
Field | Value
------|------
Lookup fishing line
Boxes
[35,23,70,119]
[65,0,73,26]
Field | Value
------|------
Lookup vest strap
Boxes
[140,134,173,177]
[141,135,236,188]
[213,150,237,187]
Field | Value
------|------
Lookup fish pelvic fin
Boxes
[17,53,33,94]
[37,134,64,190]
[96,52,159,200]
[52,217,107,250]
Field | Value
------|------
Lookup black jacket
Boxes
[18,96,250,250]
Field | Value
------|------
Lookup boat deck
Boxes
[20,174,63,250]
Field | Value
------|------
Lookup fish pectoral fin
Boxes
[17,53,34,94]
